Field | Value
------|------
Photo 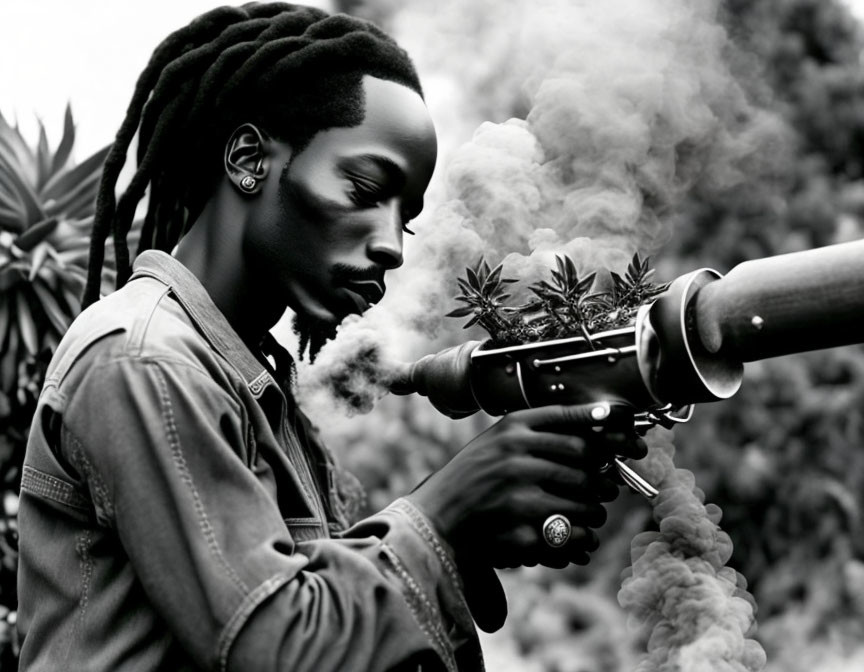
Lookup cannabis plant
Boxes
[525,254,600,343]
[448,252,670,347]
[445,258,528,344]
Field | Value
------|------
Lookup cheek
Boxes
[278,175,367,253]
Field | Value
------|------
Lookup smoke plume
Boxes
[618,429,767,671]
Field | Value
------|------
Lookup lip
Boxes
[344,278,385,306]
[342,287,369,314]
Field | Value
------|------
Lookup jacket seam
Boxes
[128,283,171,358]
[63,428,115,527]
[152,361,250,596]
[388,499,463,591]
[216,573,293,672]
[75,530,94,622]
[380,542,457,672]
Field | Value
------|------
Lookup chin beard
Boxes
[293,312,338,362]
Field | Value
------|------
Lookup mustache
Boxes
[331,264,386,285]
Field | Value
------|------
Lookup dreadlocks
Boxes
[83,2,422,308]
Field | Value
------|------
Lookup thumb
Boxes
[519,401,635,433]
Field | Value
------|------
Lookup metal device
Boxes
[393,239,864,498]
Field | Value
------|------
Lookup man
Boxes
[17,4,645,671]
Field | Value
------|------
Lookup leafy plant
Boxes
[0,106,119,659]
[445,258,528,344]
[0,106,110,395]
[526,255,600,344]
[448,252,669,347]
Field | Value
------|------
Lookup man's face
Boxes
[244,75,438,328]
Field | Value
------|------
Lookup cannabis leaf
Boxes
[446,258,524,344]
[599,252,671,329]
[528,255,600,343]
[446,252,669,346]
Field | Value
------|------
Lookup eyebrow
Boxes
[347,154,406,186]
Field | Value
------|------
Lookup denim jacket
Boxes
[17,251,483,671]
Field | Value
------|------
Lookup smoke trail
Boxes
[295,0,787,414]
[618,428,767,671]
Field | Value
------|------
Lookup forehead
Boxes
[357,75,436,149]
[294,75,438,182]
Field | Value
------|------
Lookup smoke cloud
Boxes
[294,0,787,414]
[618,429,766,671]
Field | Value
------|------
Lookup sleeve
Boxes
[60,356,483,672]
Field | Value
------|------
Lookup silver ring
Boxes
[542,514,571,548]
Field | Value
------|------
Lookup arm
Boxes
[62,357,474,672]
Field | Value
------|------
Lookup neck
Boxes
[174,190,284,349]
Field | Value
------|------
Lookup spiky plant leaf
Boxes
[0,107,135,432]
[448,252,669,345]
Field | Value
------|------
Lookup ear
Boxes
[224,123,269,195]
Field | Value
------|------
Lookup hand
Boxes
[405,402,646,570]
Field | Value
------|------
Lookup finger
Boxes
[489,524,539,568]
[489,529,596,569]
[539,494,608,528]
[489,523,599,569]
[512,427,642,470]
[530,462,620,504]
[567,525,600,552]
[567,551,591,566]
[515,431,593,466]
[584,433,648,467]
[516,401,637,435]
[501,459,618,509]
[616,434,648,460]
[537,525,599,568]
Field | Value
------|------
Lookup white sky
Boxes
[0,0,331,158]
[1,0,863,159]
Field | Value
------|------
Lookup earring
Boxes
[240,175,257,192]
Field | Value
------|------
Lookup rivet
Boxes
[607,355,617,364]
[751,315,764,330]
[549,384,558,392]
[533,359,541,368]
[557,383,565,391]
[554,365,562,373]
[505,363,515,375]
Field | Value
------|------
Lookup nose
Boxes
[366,202,404,269]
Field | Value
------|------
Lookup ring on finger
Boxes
[542,514,571,548]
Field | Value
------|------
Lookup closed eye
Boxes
[347,177,382,208]
[348,177,417,235]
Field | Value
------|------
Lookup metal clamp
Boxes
[634,404,694,433]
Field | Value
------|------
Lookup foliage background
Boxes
[1,0,863,670]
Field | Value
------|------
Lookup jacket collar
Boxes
[130,250,277,398]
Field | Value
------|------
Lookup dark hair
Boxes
[83,2,422,308]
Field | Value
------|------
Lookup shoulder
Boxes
[46,276,234,397]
